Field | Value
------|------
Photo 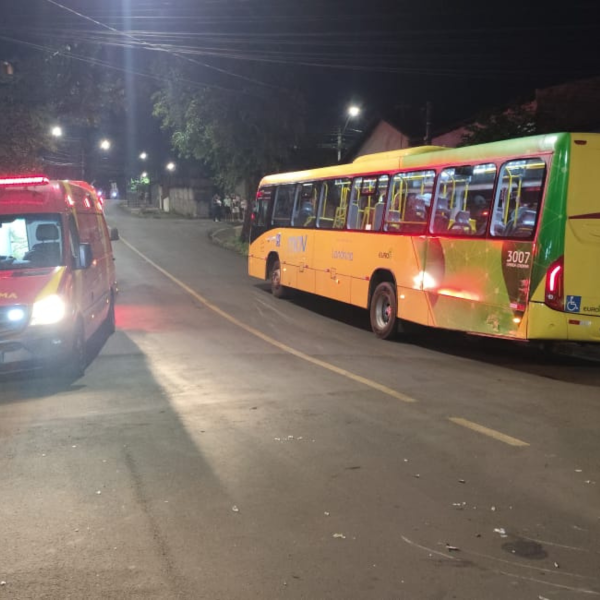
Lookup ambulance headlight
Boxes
[30,295,67,326]
[7,308,26,322]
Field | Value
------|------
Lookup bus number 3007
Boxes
[506,250,531,266]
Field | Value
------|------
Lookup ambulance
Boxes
[0,175,118,376]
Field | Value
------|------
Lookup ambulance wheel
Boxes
[105,293,116,335]
[370,282,398,340]
[65,322,87,380]
[270,259,289,299]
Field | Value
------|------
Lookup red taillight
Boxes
[0,175,49,187]
[545,256,564,311]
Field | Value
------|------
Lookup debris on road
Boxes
[493,528,507,538]
[446,544,460,552]
[333,533,346,539]
[232,505,239,513]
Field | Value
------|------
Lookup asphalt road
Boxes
[1,201,599,600]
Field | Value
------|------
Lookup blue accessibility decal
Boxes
[565,295,582,313]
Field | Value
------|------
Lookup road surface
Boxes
[1,201,599,599]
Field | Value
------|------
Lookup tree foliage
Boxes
[0,43,124,174]
[152,70,306,193]
[459,104,537,147]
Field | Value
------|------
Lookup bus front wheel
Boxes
[270,259,289,299]
[370,282,398,340]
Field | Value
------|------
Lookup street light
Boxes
[141,171,148,179]
[100,139,111,151]
[51,126,63,138]
[139,152,147,160]
[166,162,176,172]
[337,105,361,162]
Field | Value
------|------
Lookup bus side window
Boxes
[385,170,434,234]
[491,158,546,239]
[432,164,496,236]
[293,182,320,228]
[318,178,351,229]
[272,184,297,227]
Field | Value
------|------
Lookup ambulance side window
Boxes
[69,216,81,267]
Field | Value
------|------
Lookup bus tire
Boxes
[270,259,289,299]
[370,282,398,340]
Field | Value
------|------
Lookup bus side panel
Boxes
[395,236,430,326]
[313,231,353,303]
[423,238,533,338]
[563,135,600,340]
[248,234,268,280]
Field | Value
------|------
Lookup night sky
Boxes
[1,0,599,142]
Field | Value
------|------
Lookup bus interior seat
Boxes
[449,211,473,234]
[346,202,359,229]
[511,208,537,237]
[373,201,385,231]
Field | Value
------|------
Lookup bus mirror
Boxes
[77,243,93,269]
[109,227,120,241]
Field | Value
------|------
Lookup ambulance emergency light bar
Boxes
[0,176,50,187]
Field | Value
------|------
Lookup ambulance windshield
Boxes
[0,214,64,270]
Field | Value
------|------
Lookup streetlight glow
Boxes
[51,126,63,138]
[141,171,148,178]
[139,152,147,160]
[348,105,361,118]
[166,162,176,172]
[100,139,111,151]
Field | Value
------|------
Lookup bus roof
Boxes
[258,132,576,187]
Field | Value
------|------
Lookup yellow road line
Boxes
[449,417,530,447]
[120,237,417,404]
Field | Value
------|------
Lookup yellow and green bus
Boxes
[248,132,600,343]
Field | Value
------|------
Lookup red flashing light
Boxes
[0,175,50,187]
[544,256,564,311]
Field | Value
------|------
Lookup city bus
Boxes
[248,133,600,344]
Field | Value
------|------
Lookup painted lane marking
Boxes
[120,237,417,404]
[449,417,529,447]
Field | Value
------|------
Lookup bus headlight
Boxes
[30,294,67,326]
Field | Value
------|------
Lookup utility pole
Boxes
[424,101,433,145]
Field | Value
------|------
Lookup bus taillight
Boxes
[544,256,564,311]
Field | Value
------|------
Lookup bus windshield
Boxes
[0,214,64,270]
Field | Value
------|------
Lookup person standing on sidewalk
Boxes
[212,194,223,221]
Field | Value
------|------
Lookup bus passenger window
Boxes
[385,170,434,234]
[293,182,320,228]
[491,159,546,239]
[272,184,297,227]
[317,178,351,229]
[432,164,496,236]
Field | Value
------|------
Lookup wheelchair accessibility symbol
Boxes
[566,295,581,313]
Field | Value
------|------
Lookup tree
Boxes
[0,43,124,174]
[459,104,537,146]
[152,69,307,194]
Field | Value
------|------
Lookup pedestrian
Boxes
[223,194,232,221]
[212,194,223,221]
[232,195,241,221]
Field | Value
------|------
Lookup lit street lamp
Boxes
[100,139,111,151]
[337,104,361,162]
[139,152,147,160]
[51,126,63,138]
[166,162,176,172]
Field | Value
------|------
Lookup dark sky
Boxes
[1,0,600,140]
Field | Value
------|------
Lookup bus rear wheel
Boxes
[270,259,289,299]
[370,282,398,340]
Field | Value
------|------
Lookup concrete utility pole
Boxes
[424,101,433,145]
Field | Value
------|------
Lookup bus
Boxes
[248,133,600,344]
